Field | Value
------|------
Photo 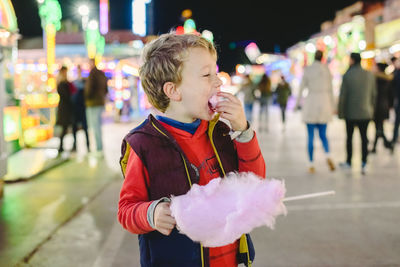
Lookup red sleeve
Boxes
[234,132,266,178]
[118,148,154,234]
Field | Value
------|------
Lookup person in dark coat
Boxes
[338,53,376,174]
[390,57,400,151]
[56,66,77,153]
[371,63,393,153]
[84,59,108,154]
[275,75,291,129]
[72,65,90,151]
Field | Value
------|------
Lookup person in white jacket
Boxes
[296,50,335,173]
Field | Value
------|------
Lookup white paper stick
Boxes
[283,191,335,202]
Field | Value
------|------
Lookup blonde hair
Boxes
[139,33,217,112]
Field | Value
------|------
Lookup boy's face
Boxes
[176,47,222,121]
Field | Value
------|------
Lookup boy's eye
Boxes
[203,74,210,77]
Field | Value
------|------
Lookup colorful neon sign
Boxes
[38,0,62,90]
[99,0,109,35]
[85,20,105,60]
[132,0,152,36]
[0,0,18,32]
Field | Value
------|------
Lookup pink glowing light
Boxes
[100,0,109,35]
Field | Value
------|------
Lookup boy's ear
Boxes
[163,82,182,101]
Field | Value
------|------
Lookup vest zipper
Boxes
[208,116,253,267]
[151,121,205,267]
[180,153,192,187]
[181,152,205,267]
[207,115,226,177]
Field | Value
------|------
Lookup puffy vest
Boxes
[120,114,255,267]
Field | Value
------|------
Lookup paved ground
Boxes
[1,106,400,267]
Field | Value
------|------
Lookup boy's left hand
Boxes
[215,92,248,132]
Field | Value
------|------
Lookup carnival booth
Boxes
[0,0,19,194]
[375,17,400,61]
[16,40,145,124]
[287,15,366,98]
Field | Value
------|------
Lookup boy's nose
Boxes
[214,75,223,88]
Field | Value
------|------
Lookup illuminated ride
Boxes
[0,0,19,193]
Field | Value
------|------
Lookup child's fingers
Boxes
[159,219,175,235]
[219,112,236,121]
[159,214,176,225]
[217,107,235,117]
[216,102,243,117]
[217,92,240,104]
[157,220,175,230]
[156,202,172,216]
[216,101,241,112]
[158,226,174,236]
[156,215,176,236]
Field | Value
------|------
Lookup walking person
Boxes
[56,66,77,154]
[84,59,108,155]
[257,73,272,131]
[296,50,336,173]
[338,52,376,174]
[240,74,257,123]
[390,57,400,151]
[275,75,291,131]
[72,65,90,152]
[371,62,393,153]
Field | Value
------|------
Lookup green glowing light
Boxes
[3,114,17,137]
[184,19,196,33]
[38,0,62,30]
[85,25,105,58]
[202,30,214,43]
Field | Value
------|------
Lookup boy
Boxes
[118,33,265,267]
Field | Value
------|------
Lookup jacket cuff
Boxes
[147,197,171,229]
[231,121,254,143]
[235,131,262,160]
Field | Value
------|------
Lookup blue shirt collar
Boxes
[156,115,201,135]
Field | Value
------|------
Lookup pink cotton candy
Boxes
[169,172,287,247]
[208,94,221,112]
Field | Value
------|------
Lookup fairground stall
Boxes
[12,49,58,149]
[16,37,145,125]
[287,1,389,101]
[287,15,366,98]
[0,0,19,195]
[374,0,400,63]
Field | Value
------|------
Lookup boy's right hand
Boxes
[154,202,176,236]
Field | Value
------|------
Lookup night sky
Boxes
[11,0,361,72]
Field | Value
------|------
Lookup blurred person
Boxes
[84,58,108,155]
[275,75,291,130]
[338,53,376,174]
[257,72,272,131]
[296,50,335,173]
[371,62,393,153]
[240,74,257,123]
[390,57,400,150]
[72,65,90,152]
[56,66,77,153]
[118,33,265,267]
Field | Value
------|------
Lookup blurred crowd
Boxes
[238,51,400,175]
[55,59,108,157]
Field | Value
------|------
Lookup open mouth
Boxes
[208,94,219,112]
[208,101,217,112]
